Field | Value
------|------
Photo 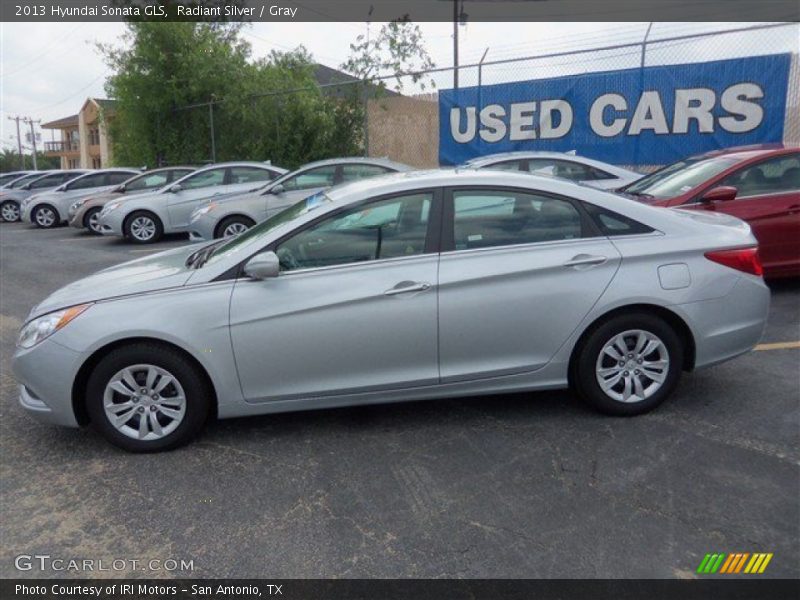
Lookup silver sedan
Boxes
[13,168,769,452]
[187,157,411,242]
[97,162,287,243]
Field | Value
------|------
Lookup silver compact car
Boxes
[13,169,769,452]
[1,170,88,222]
[97,162,288,243]
[0,171,35,189]
[69,167,196,234]
[21,168,140,228]
[464,151,642,190]
[188,157,412,241]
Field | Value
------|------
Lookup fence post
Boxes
[363,83,370,157]
[208,100,216,163]
[640,22,654,68]
[478,47,490,110]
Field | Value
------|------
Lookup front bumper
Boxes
[188,213,216,242]
[12,337,83,428]
[98,210,125,237]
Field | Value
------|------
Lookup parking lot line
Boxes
[754,341,800,351]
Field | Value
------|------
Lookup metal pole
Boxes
[208,101,216,163]
[641,22,654,68]
[8,116,24,169]
[453,0,459,89]
[25,119,39,170]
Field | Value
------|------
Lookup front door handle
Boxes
[384,281,431,296]
[564,254,607,268]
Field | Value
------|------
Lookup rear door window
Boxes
[719,154,800,197]
[450,189,584,250]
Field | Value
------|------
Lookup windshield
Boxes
[6,173,42,189]
[622,156,739,200]
[205,192,333,266]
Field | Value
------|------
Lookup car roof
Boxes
[293,156,413,171]
[688,144,799,163]
[194,161,287,171]
[464,151,586,165]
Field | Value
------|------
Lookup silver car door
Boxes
[437,187,621,382]
[229,190,440,402]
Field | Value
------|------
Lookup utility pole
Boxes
[7,116,24,169]
[453,0,459,89]
[23,117,41,170]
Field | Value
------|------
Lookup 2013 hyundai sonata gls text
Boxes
[12,169,770,452]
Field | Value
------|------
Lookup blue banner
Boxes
[439,54,791,166]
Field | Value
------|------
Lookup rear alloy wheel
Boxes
[83,207,103,235]
[216,215,254,238]
[32,205,59,228]
[124,211,163,244]
[573,313,683,415]
[1,200,20,222]
[86,343,211,452]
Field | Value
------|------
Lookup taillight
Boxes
[705,247,763,276]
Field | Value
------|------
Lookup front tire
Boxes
[85,343,212,452]
[32,204,59,228]
[83,207,103,235]
[124,210,163,244]
[1,200,20,222]
[572,312,683,416]
[215,215,255,238]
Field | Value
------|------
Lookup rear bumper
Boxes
[677,275,770,369]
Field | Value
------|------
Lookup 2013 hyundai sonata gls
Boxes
[13,169,769,452]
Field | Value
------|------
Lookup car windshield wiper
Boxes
[185,240,225,269]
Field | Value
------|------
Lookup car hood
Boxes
[28,244,203,320]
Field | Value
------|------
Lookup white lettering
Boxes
[590,93,627,137]
[673,88,716,133]
[539,99,573,139]
[479,104,507,143]
[450,107,476,143]
[719,83,764,133]
[509,102,537,141]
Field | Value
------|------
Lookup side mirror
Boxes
[169,183,182,193]
[21,184,31,190]
[701,186,738,202]
[270,183,285,195]
[117,184,126,193]
[243,251,280,280]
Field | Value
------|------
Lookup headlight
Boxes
[70,198,88,211]
[17,304,92,349]
[190,202,217,223]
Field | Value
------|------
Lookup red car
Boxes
[620,145,800,278]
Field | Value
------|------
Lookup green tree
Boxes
[0,149,59,172]
[341,18,436,94]
[100,24,363,169]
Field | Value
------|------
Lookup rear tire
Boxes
[85,343,212,452]
[124,210,163,244]
[215,215,255,238]
[32,204,59,228]
[572,312,683,416]
[1,200,20,222]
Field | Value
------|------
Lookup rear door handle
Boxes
[564,254,607,268]
[384,281,431,296]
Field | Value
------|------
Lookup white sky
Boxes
[1,21,797,151]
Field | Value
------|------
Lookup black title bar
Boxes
[1,0,799,23]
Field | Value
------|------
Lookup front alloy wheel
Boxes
[124,211,163,244]
[33,205,58,228]
[84,207,102,234]
[86,343,211,451]
[103,364,187,441]
[1,200,20,222]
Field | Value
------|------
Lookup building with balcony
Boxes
[42,98,117,170]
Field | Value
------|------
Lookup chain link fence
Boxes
[179,22,800,170]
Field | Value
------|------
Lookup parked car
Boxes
[21,168,141,228]
[0,171,34,188]
[13,168,768,451]
[0,170,88,222]
[463,151,642,190]
[188,157,412,241]
[69,167,196,234]
[619,145,800,278]
[97,162,288,243]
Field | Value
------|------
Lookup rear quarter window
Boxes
[583,203,654,235]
